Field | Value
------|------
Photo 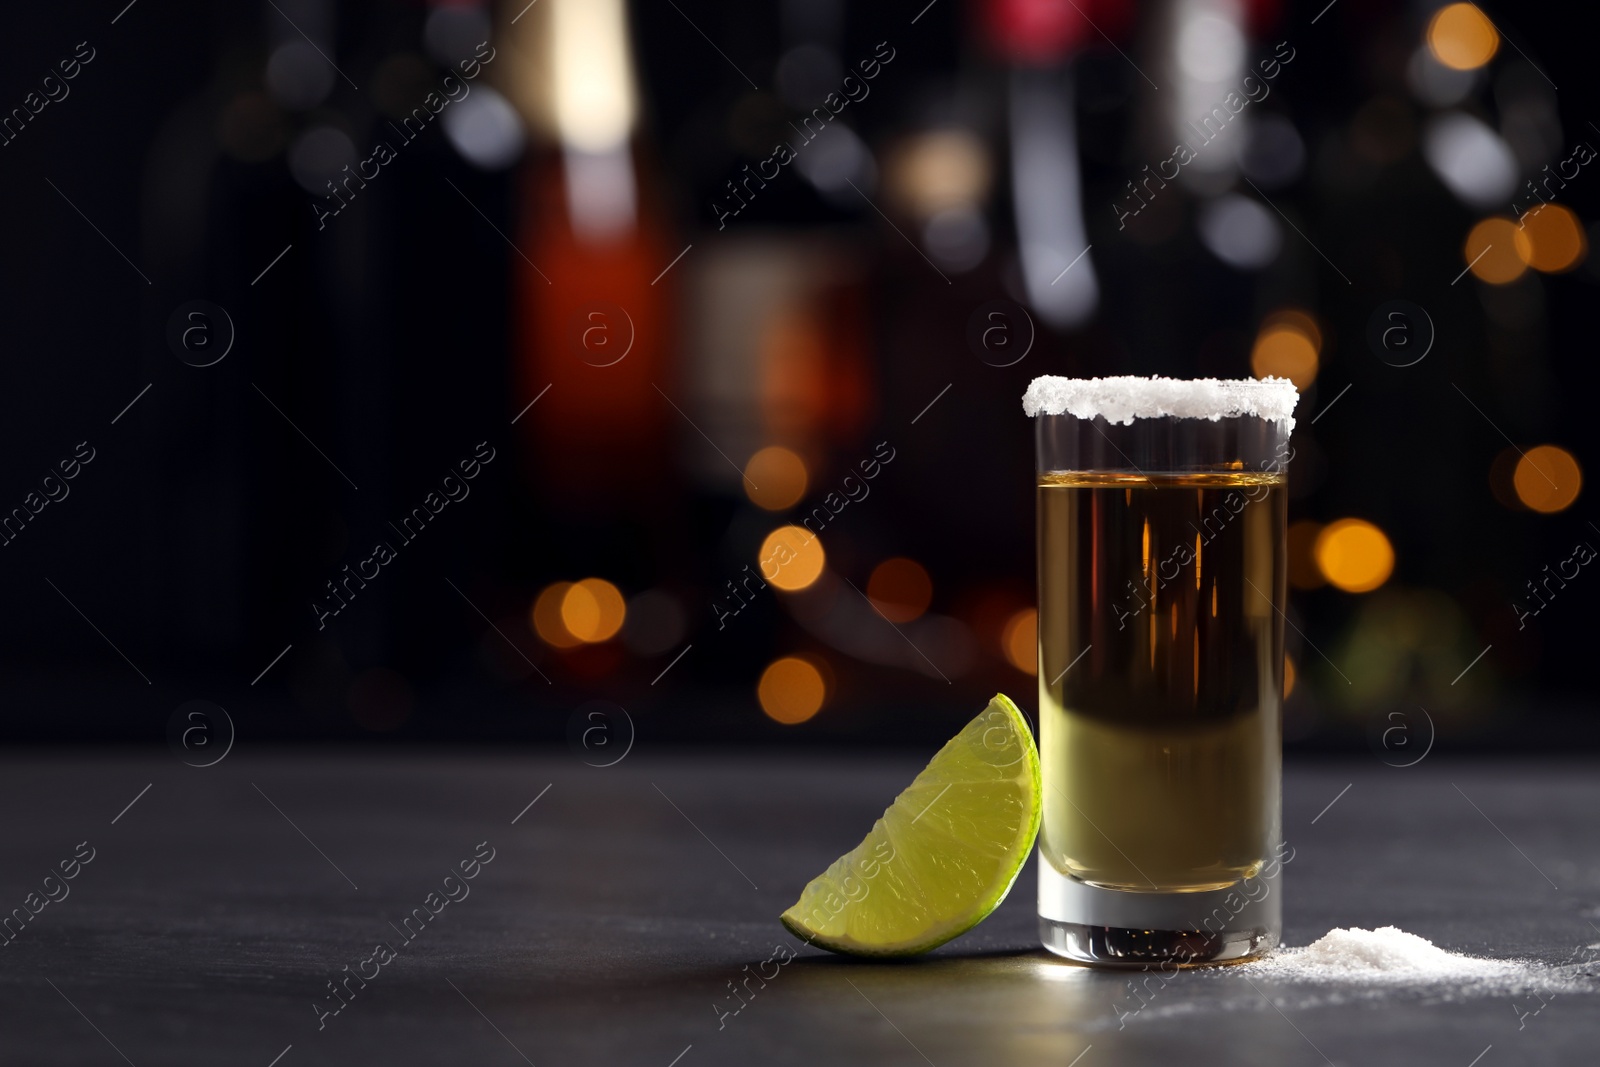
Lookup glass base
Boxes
[1039,917,1274,967]
[1038,859,1280,968]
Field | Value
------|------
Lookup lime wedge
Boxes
[780,693,1042,957]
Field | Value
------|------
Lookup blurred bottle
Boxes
[976,0,1119,329]
[496,0,675,518]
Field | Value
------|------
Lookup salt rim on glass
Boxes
[1023,375,1301,432]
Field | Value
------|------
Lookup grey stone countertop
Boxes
[0,749,1595,1066]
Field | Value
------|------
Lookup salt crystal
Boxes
[1022,375,1300,432]
[1242,926,1534,987]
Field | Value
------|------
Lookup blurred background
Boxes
[0,0,1593,751]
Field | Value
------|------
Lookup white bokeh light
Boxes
[442,85,526,170]
[1198,194,1282,269]
[1422,111,1518,208]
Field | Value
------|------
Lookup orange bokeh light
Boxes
[1251,322,1320,392]
[1314,519,1395,594]
[1427,3,1500,71]
[562,578,627,642]
[757,656,826,724]
[1464,218,1526,284]
[1514,204,1586,273]
[759,526,826,592]
[1001,608,1037,675]
[866,558,934,623]
[1264,308,1322,352]
[1513,445,1582,513]
[532,582,582,648]
[743,446,809,511]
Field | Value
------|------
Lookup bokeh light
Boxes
[1197,195,1282,270]
[1250,312,1321,391]
[544,0,638,153]
[759,526,826,592]
[757,656,826,724]
[885,129,992,219]
[1464,218,1526,284]
[1315,519,1395,593]
[441,86,527,171]
[1283,656,1297,699]
[1267,308,1322,351]
[1513,445,1582,513]
[743,446,809,511]
[1287,520,1327,590]
[561,578,627,642]
[1001,608,1037,675]
[866,558,933,623]
[1424,113,1517,209]
[1514,204,1586,273]
[1427,4,1500,71]
[532,582,582,648]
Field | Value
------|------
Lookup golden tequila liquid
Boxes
[1038,471,1284,893]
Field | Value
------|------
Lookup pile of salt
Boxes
[1244,926,1531,987]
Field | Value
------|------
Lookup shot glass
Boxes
[1026,376,1299,966]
